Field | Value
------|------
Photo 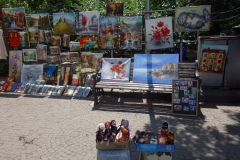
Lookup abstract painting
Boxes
[199,44,228,73]
[175,6,211,32]
[23,49,37,61]
[27,13,50,27]
[145,17,173,50]
[120,16,142,50]
[81,52,103,70]
[2,7,27,29]
[9,51,22,82]
[132,54,179,84]
[99,17,119,49]
[79,36,98,49]
[106,2,124,16]
[28,27,39,43]
[36,44,47,60]
[75,11,99,35]
[21,64,43,83]
[19,31,29,48]
[52,12,76,34]
[101,58,131,82]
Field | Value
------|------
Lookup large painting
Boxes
[9,51,22,82]
[145,17,173,50]
[21,64,43,83]
[101,58,131,82]
[81,52,103,70]
[120,16,142,50]
[199,44,228,73]
[132,54,179,84]
[27,13,50,27]
[99,17,119,50]
[75,11,99,35]
[175,6,211,32]
[52,12,76,34]
[2,7,27,29]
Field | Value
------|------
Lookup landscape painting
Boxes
[101,58,131,82]
[79,36,98,49]
[23,49,37,61]
[52,12,76,34]
[28,27,39,43]
[70,41,81,51]
[21,64,43,83]
[9,50,22,81]
[99,17,119,50]
[132,54,179,84]
[19,31,29,48]
[27,13,50,27]
[75,11,100,35]
[175,6,211,32]
[120,16,142,50]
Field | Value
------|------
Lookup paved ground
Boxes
[0,92,240,160]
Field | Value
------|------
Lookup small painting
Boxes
[2,7,27,29]
[60,52,70,62]
[70,41,81,51]
[101,58,131,82]
[36,44,47,60]
[9,51,22,81]
[145,17,173,50]
[44,30,52,43]
[21,64,43,83]
[49,46,61,55]
[19,31,29,48]
[47,55,60,63]
[106,2,124,16]
[39,30,45,43]
[81,52,103,70]
[75,11,100,35]
[132,54,178,84]
[79,36,98,49]
[69,52,79,62]
[51,35,61,46]
[43,65,58,82]
[28,27,39,43]
[62,34,70,48]
[175,6,211,32]
[52,12,76,34]
[119,16,142,50]
[23,49,37,61]
[27,13,50,27]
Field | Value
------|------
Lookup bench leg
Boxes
[94,88,104,107]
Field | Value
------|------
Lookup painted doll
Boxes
[120,119,130,142]
[103,120,111,141]
[96,123,105,143]
[110,120,117,142]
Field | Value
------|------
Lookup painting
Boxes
[106,2,124,16]
[9,51,22,82]
[145,17,173,50]
[28,27,39,43]
[36,44,47,60]
[69,52,79,62]
[132,54,179,84]
[47,55,60,63]
[70,41,81,51]
[81,52,103,70]
[175,6,211,32]
[44,30,52,43]
[51,35,61,46]
[119,16,142,50]
[23,49,37,61]
[79,36,98,49]
[27,13,50,27]
[199,44,228,73]
[52,12,76,34]
[2,7,27,29]
[75,11,100,35]
[49,46,61,55]
[19,31,29,48]
[62,34,70,48]
[43,65,58,83]
[21,64,43,83]
[39,30,45,43]
[101,58,131,82]
[60,52,70,62]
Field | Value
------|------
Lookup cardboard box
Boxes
[96,141,130,150]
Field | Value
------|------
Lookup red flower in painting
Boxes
[157,21,164,28]
[110,61,127,79]
[149,21,171,44]
[152,30,163,41]
[161,27,170,37]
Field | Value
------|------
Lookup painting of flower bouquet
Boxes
[9,51,22,81]
[145,17,173,50]
[101,58,131,82]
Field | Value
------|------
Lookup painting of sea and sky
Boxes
[53,13,76,34]
[133,54,179,84]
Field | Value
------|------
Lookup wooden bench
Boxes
[93,60,202,106]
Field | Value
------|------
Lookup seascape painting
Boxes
[145,17,173,50]
[27,13,50,27]
[120,16,142,50]
[23,49,37,61]
[53,12,76,34]
[79,36,98,49]
[106,2,124,16]
[75,11,100,35]
[132,54,179,84]
[101,58,131,82]
[21,64,43,83]
[81,52,103,70]
[9,51,22,82]
[175,6,211,32]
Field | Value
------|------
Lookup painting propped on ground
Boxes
[53,12,76,34]
[133,54,179,84]
[101,58,131,82]
[9,50,22,81]
[21,64,43,83]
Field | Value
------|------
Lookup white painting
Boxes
[21,64,43,83]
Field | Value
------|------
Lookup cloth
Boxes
[0,30,8,59]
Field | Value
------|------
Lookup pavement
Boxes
[0,88,240,160]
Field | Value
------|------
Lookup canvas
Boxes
[69,52,79,62]
[99,17,119,49]
[75,11,100,35]
[27,13,50,27]
[106,2,124,16]
[47,55,60,63]
[101,58,131,82]
[21,64,43,83]
[19,31,29,48]
[81,52,103,70]
[175,6,211,32]
[119,16,142,50]
[52,12,76,34]
[28,27,39,43]
[69,41,81,51]
[39,30,45,43]
[145,17,173,50]
[9,50,22,82]
[199,44,228,73]
[44,30,52,43]
[36,44,47,60]
[132,54,179,84]
[23,49,37,61]
[44,65,58,82]
[79,36,98,49]
[60,52,70,62]
[2,7,27,29]
[51,35,61,46]
[49,46,61,55]
[62,34,70,48]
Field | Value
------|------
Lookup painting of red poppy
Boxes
[145,17,173,50]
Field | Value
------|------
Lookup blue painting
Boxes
[133,54,179,84]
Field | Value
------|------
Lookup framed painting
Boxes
[75,11,100,35]
[2,7,27,29]
[106,2,124,16]
[81,52,103,70]
[119,16,142,50]
[99,17,119,50]
[21,64,43,83]
[27,13,50,27]
[145,17,173,50]
[28,27,39,43]
[132,54,179,84]
[79,36,98,49]
[101,58,131,82]
[70,41,81,51]
[52,12,76,34]
[47,55,60,63]
[175,6,211,32]
[199,44,228,73]
[49,46,61,55]
[9,51,22,82]
[69,52,79,62]
[23,49,37,61]
[36,44,47,60]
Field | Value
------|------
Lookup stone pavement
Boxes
[0,92,240,160]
